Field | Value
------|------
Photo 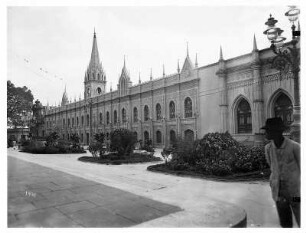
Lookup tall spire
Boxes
[219,46,224,61]
[163,64,165,77]
[89,29,100,68]
[253,34,258,52]
[195,53,198,68]
[177,60,180,73]
[139,72,141,84]
[150,68,153,81]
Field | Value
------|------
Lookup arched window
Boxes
[68,118,70,127]
[98,73,100,80]
[237,99,252,134]
[156,103,162,120]
[169,101,176,119]
[87,114,90,126]
[122,108,127,123]
[114,110,117,124]
[184,97,192,118]
[133,107,138,122]
[97,87,101,94]
[81,116,84,126]
[72,117,74,127]
[184,129,194,142]
[144,105,149,121]
[77,117,79,126]
[106,111,110,124]
[99,113,103,124]
[133,131,138,140]
[63,119,65,127]
[156,130,162,143]
[170,130,176,145]
[92,73,95,80]
[144,131,149,142]
[274,93,293,129]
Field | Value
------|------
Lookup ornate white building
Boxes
[42,31,298,147]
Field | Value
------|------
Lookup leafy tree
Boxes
[70,133,81,148]
[110,128,137,157]
[7,80,34,128]
[94,132,106,144]
[88,132,107,158]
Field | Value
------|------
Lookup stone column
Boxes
[252,64,264,139]
[216,47,228,133]
[217,70,228,133]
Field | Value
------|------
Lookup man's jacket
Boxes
[265,137,300,202]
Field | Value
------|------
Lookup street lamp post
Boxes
[263,6,301,143]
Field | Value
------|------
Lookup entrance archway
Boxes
[184,129,194,142]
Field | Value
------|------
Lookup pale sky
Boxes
[7,3,300,106]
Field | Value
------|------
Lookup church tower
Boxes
[84,30,106,100]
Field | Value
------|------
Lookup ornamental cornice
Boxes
[225,71,294,91]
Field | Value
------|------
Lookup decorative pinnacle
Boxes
[123,55,126,68]
[195,53,198,67]
[187,41,189,57]
[177,60,180,73]
[219,46,224,61]
[253,34,258,51]
[94,27,96,37]
[163,64,165,77]
[150,68,153,80]
[139,72,141,84]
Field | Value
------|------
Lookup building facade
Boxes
[41,32,298,147]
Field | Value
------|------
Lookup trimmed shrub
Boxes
[166,132,268,176]
[88,141,106,158]
[20,136,85,154]
[20,140,45,153]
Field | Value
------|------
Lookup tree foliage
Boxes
[110,129,137,157]
[70,133,81,148]
[45,132,60,147]
[7,80,34,127]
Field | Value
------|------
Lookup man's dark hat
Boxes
[261,117,288,131]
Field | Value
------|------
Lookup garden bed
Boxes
[20,146,86,154]
[147,163,270,182]
[78,153,162,165]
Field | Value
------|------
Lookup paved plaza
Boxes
[7,148,284,227]
[8,156,182,227]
